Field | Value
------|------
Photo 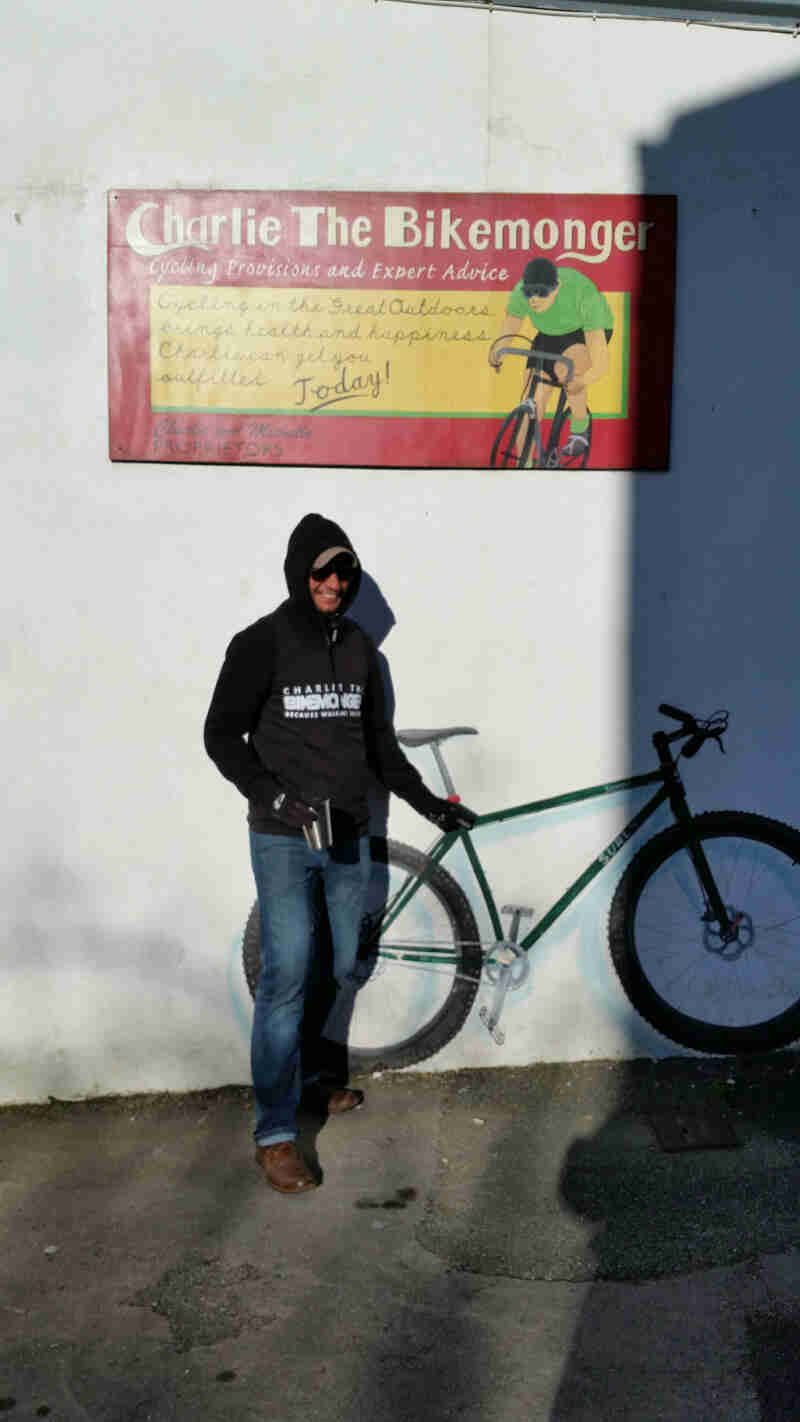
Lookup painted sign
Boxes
[108,190,676,470]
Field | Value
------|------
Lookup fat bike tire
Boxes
[242,839,482,1073]
[608,811,800,1054]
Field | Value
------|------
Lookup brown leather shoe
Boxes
[302,1084,365,1116]
[254,1141,317,1193]
[326,1087,365,1114]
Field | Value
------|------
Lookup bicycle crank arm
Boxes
[479,962,515,1046]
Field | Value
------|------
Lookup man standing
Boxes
[489,256,614,464]
[204,513,476,1194]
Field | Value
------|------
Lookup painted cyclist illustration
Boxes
[488,257,614,469]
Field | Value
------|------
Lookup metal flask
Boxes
[302,798,333,851]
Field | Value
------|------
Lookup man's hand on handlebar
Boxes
[420,794,479,833]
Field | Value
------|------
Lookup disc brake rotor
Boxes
[702,906,754,960]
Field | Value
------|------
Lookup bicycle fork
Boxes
[654,731,736,944]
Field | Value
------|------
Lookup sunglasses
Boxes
[524,284,556,299]
[310,553,355,582]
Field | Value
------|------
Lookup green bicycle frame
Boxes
[376,767,676,963]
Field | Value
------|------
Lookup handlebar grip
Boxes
[682,734,705,759]
[659,703,695,724]
[490,341,531,363]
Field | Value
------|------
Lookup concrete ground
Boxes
[3,1053,800,1420]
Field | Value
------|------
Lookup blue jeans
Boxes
[249,830,371,1146]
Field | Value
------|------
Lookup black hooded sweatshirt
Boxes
[203,513,433,836]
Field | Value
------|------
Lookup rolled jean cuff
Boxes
[255,1130,296,1147]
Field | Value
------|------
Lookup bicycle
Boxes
[489,335,591,470]
[242,705,800,1073]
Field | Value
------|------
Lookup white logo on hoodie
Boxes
[282,682,363,719]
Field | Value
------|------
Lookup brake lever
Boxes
[683,725,726,759]
[707,710,729,754]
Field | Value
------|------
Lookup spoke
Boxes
[753,915,800,933]
[747,939,798,981]
[655,957,700,1000]
[662,857,704,913]
[635,919,697,940]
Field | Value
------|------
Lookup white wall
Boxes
[3,0,799,1101]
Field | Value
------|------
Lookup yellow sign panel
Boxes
[150,286,627,419]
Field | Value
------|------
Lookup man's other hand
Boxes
[272,792,318,830]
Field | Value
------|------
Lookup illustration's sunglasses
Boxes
[310,554,356,581]
[524,284,556,300]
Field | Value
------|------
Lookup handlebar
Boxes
[657,704,729,758]
[490,340,575,386]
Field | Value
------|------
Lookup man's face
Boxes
[527,284,559,316]
[308,567,350,614]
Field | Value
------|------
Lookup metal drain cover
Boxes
[648,1101,740,1152]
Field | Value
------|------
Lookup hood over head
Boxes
[284,513,361,615]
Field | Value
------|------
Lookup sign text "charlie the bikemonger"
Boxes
[126,198,656,268]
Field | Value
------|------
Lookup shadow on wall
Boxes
[552,65,800,1419]
[629,68,800,815]
[349,568,398,838]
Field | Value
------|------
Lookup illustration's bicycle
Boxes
[243,706,800,1072]
[489,335,592,470]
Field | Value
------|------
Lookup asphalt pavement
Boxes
[3,1053,800,1420]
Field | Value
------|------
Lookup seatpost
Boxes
[431,743,458,799]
